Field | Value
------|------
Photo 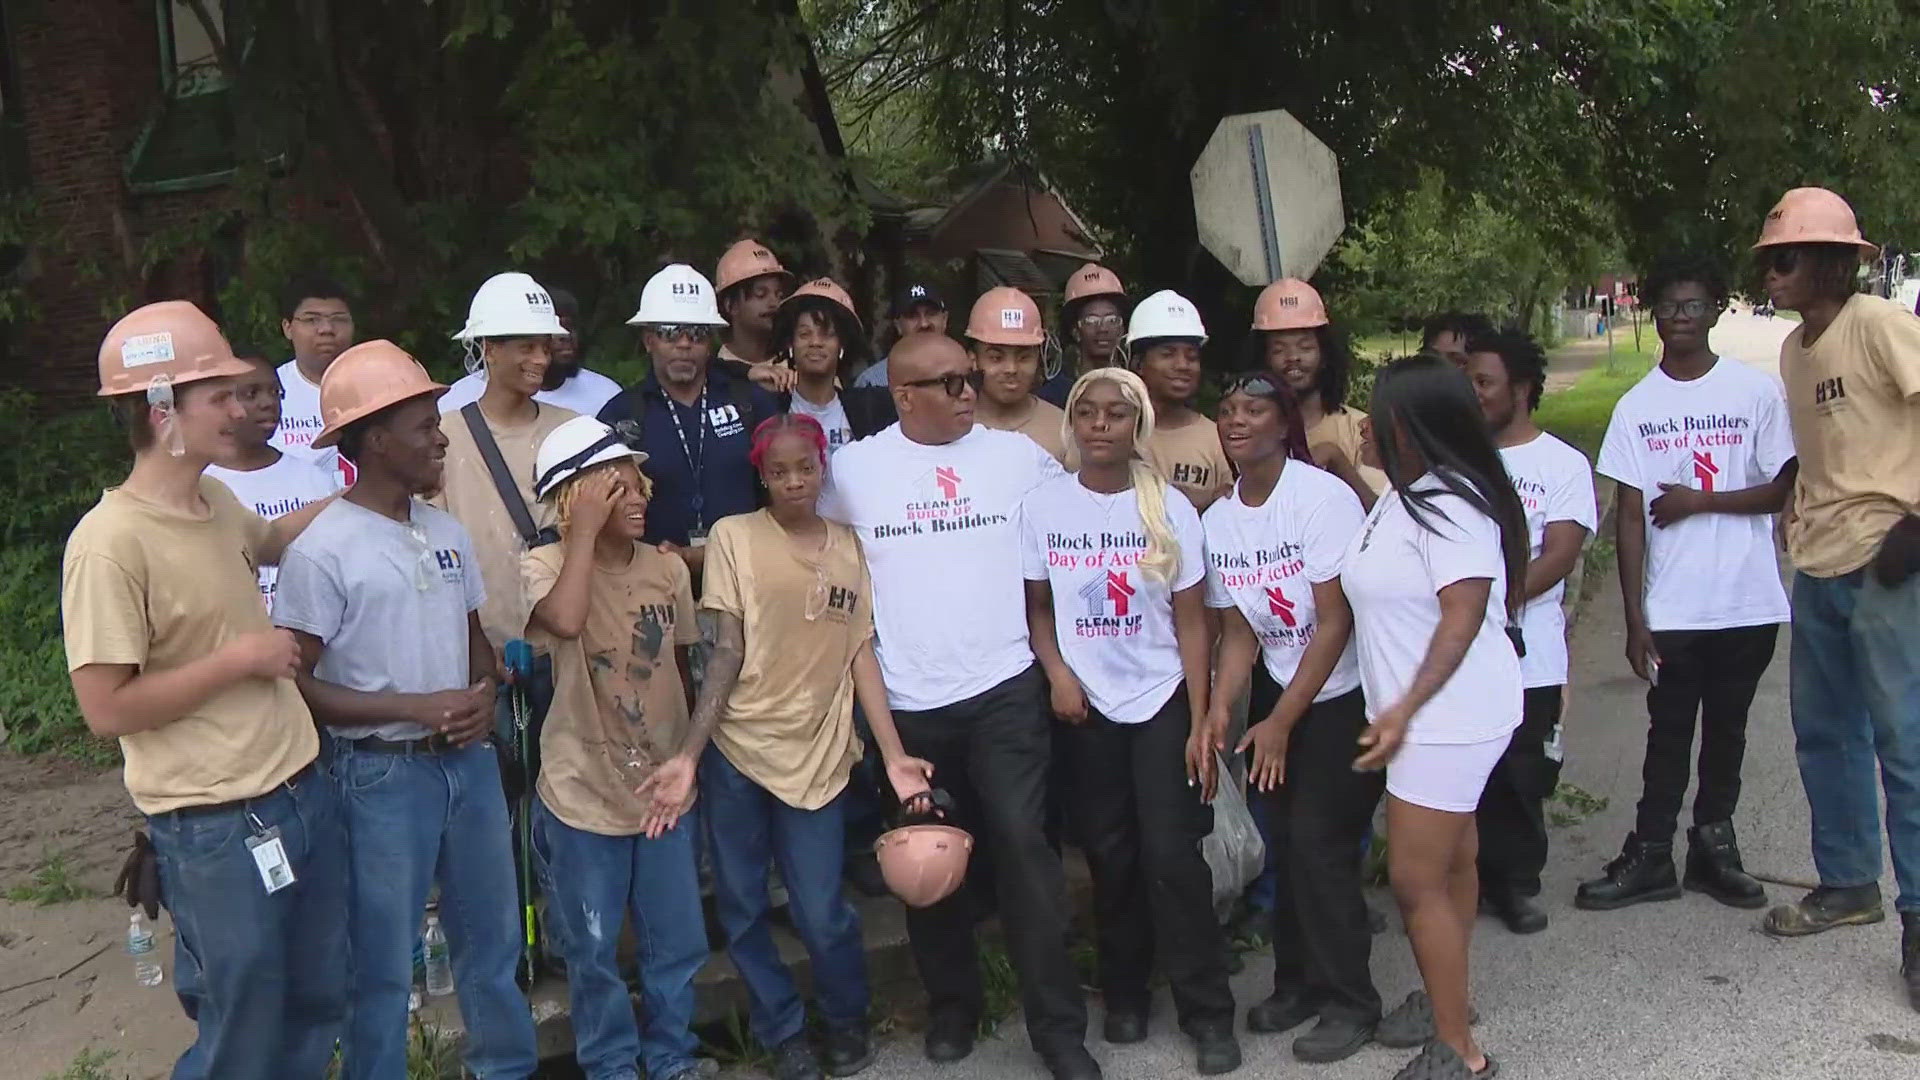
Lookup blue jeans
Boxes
[148,760,348,1080]
[700,747,869,1047]
[533,796,708,1080]
[1790,569,1920,912]
[334,740,537,1079]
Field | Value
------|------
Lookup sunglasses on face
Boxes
[1077,313,1125,332]
[900,369,985,398]
[1651,299,1717,319]
[649,325,718,344]
[1761,248,1801,276]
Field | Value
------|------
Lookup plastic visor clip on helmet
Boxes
[628,264,730,328]
[1125,289,1209,352]
[98,300,259,456]
[715,239,796,297]
[453,272,571,376]
[311,340,448,449]
[533,415,651,502]
[1751,186,1880,260]
[1252,277,1330,331]
[873,789,974,908]
[965,286,1045,347]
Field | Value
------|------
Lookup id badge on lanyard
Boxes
[668,392,710,546]
[245,813,296,894]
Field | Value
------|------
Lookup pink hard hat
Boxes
[1751,187,1878,259]
[1064,263,1126,305]
[1252,278,1330,331]
[313,340,447,448]
[874,824,974,908]
[714,239,795,295]
[781,277,862,328]
[966,286,1045,346]
[96,301,254,398]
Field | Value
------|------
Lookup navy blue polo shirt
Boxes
[596,366,782,547]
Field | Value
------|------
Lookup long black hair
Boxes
[1368,354,1529,618]
[772,295,873,383]
[1242,324,1358,412]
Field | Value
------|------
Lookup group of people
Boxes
[57,184,1920,1080]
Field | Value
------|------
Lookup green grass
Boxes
[42,1048,121,1080]
[1535,344,1660,459]
[1547,782,1611,828]
[6,851,98,905]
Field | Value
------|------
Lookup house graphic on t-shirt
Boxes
[1692,450,1718,492]
[933,466,961,501]
[1077,570,1134,618]
[1265,586,1297,628]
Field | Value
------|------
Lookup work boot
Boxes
[1762,883,1884,937]
[1482,889,1549,934]
[1683,821,1767,909]
[1190,1024,1243,1075]
[772,1035,823,1080]
[1902,912,1920,1012]
[1245,988,1317,1035]
[824,1025,875,1078]
[923,1010,976,1063]
[1575,833,1681,911]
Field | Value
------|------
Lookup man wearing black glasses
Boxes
[598,264,781,577]
[820,333,1100,1079]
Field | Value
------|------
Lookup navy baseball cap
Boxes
[890,282,947,317]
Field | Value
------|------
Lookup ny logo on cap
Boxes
[910,285,928,297]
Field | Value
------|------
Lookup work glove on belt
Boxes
[112,830,161,920]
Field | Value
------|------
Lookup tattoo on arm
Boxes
[681,612,744,758]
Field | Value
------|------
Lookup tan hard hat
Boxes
[714,239,795,295]
[1252,278,1330,331]
[874,824,973,908]
[312,339,448,448]
[965,286,1045,347]
[96,301,254,398]
[782,277,862,328]
[1751,187,1879,259]
[1064,263,1125,305]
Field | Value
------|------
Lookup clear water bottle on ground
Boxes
[422,912,453,997]
[127,913,163,987]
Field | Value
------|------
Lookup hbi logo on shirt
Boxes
[933,466,961,501]
[1814,375,1847,406]
[1692,450,1719,492]
[1079,570,1135,618]
[1265,586,1297,628]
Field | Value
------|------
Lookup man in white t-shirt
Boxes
[1584,257,1795,915]
[207,355,342,612]
[1464,331,1597,935]
[819,333,1097,1080]
[270,278,359,488]
[437,286,622,418]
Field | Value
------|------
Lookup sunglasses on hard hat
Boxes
[647,324,719,344]
[1222,372,1285,398]
[901,370,985,398]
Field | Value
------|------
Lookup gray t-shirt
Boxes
[274,498,485,740]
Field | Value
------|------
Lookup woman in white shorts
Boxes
[1340,354,1529,1080]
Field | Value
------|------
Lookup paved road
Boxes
[852,327,1920,1080]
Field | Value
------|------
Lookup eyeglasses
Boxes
[1077,313,1125,332]
[1761,248,1801,276]
[1651,299,1717,319]
[291,313,353,328]
[648,324,719,344]
[900,370,984,398]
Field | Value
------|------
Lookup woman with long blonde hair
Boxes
[1017,368,1241,1076]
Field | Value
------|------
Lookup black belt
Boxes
[351,733,458,755]
[167,759,318,818]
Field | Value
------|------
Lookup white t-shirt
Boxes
[205,451,342,612]
[790,392,855,454]
[270,359,356,488]
[1596,359,1795,631]
[438,367,623,420]
[1017,473,1206,723]
[1499,432,1598,688]
[820,423,1065,711]
[1202,463,1364,702]
[1342,478,1522,745]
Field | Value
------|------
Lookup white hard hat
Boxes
[1125,289,1208,350]
[452,272,571,341]
[628,263,728,327]
[533,415,650,501]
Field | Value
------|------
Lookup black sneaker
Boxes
[1575,833,1681,911]
[1762,883,1885,937]
[772,1034,822,1080]
[1292,1014,1374,1063]
[923,1010,976,1063]
[1191,1025,1242,1075]
[824,1026,875,1078]
[1245,989,1317,1034]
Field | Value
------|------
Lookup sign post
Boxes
[1191,109,1344,286]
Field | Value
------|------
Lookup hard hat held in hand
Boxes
[629,264,728,327]
[1752,187,1879,259]
[453,272,570,341]
[874,823,974,908]
[313,340,447,448]
[715,239,794,295]
[783,277,861,327]
[1126,289,1208,350]
[1252,277,1329,331]
[534,415,650,501]
[965,286,1045,346]
[97,301,255,398]
[1064,263,1126,305]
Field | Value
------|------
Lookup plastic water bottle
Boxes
[422,913,453,997]
[127,913,163,987]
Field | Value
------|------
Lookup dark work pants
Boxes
[1477,686,1565,897]
[890,666,1087,1054]
[1635,624,1780,843]
[1064,684,1235,1032]
[1252,672,1384,1024]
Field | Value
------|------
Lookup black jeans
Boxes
[1477,686,1565,897]
[1063,684,1235,1032]
[1635,624,1780,843]
[890,666,1087,1054]
[1252,671,1384,1024]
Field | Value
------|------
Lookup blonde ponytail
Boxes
[1063,365,1181,585]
